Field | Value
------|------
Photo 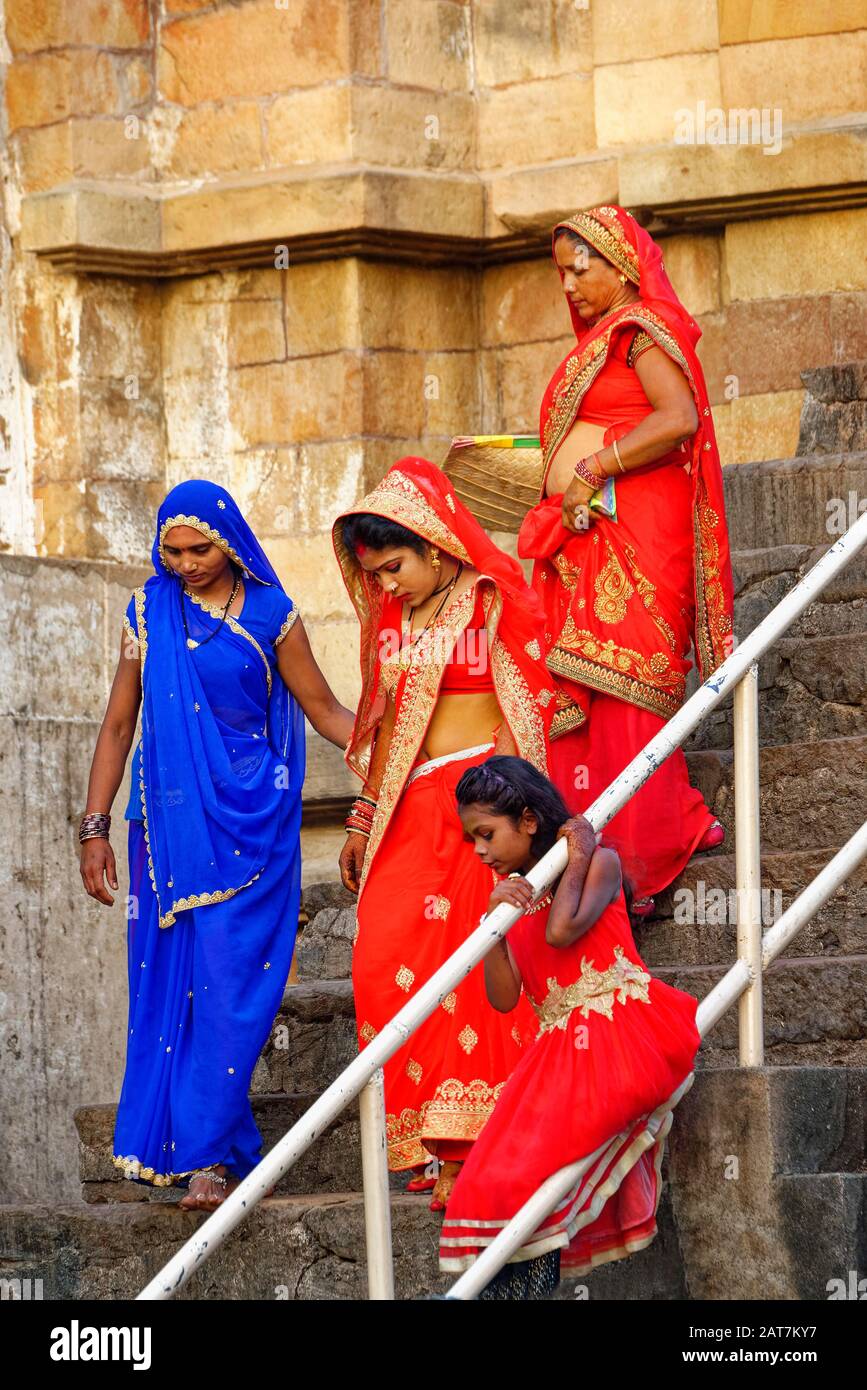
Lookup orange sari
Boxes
[519,206,734,900]
[334,459,554,1169]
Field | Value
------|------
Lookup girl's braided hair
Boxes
[455,756,569,858]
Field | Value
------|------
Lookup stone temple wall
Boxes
[0,1,865,1199]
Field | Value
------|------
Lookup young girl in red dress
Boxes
[438,755,701,1297]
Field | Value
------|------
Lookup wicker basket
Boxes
[440,435,545,533]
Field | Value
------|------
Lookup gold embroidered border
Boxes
[550,702,587,740]
[122,611,139,648]
[555,208,641,284]
[157,512,273,579]
[487,585,549,780]
[547,618,684,720]
[275,607,300,645]
[385,1077,505,1168]
[528,945,651,1035]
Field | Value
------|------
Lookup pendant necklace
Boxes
[401,561,464,662]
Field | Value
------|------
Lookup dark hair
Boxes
[341,512,427,558]
[455,756,570,858]
[554,228,600,261]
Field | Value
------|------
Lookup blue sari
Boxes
[112,480,306,1186]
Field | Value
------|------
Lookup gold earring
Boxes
[430,547,441,570]
[618,272,627,284]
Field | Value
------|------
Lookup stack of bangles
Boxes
[573,440,626,491]
[79,812,111,844]
[345,794,377,838]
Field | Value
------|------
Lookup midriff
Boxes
[544,419,609,496]
[419,691,502,762]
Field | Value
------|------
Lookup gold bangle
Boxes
[612,439,626,474]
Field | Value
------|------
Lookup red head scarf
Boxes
[333,458,554,884]
[542,204,734,680]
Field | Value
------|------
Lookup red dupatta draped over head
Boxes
[543,205,734,680]
[333,458,554,888]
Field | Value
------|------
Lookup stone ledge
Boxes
[20,126,867,276]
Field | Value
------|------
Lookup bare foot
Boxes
[430,1160,462,1212]
[178,1165,239,1211]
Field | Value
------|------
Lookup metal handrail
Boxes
[444,820,867,1298]
[137,506,867,1301]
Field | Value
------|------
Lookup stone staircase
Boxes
[2,367,866,1300]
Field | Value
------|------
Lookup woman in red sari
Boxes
[333,459,554,1207]
[519,204,734,913]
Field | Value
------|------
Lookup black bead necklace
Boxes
[181,573,241,651]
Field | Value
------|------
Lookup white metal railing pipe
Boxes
[138,510,867,1300]
[733,663,763,1065]
[447,822,867,1298]
[358,1070,394,1299]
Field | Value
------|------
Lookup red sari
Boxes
[333,460,554,1169]
[519,205,734,899]
[439,886,700,1275]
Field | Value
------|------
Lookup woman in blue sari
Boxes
[80,480,354,1209]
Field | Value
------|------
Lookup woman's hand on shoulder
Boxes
[80,838,119,907]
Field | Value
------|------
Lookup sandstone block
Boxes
[267,85,352,167]
[499,339,570,433]
[167,101,264,179]
[594,52,721,147]
[474,0,592,85]
[592,0,718,66]
[266,531,352,625]
[4,0,150,54]
[486,158,620,239]
[301,620,363,710]
[422,351,481,437]
[726,209,867,303]
[72,117,152,181]
[293,440,366,535]
[79,377,165,482]
[229,355,363,448]
[163,171,367,251]
[384,0,472,92]
[478,74,596,171]
[13,122,74,195]
[696,296,833,404]
[31,385,82,482]
[79,284,161,380]
[722,389,804,466]
[349,0,383,78]
[362,351,426,435]
[282,260,360,356]
[719,0,867,42]
[657,233,721,317]
[720,31,867,124]
[159,0,349,106]
[5,50,122,133]
[357,262,477,351]
[350,85,475,170]
[227,299,285,368]
[227,447,298,539]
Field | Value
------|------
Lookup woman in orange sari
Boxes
[333,459,553,1207]
[519,205,734,914]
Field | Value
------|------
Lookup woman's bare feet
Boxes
[430,1160,462,1212]
[177,1165,239,1211]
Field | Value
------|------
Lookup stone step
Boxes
[250,951,867,1103]
[640,849,867,967]
[75,1094,406,1203]
[662,957,867,1066]
[9,1068,866,1301]
[689,628,867,751]
[251,979,357,1095]
[684,733,867,852]
[722,450,867,553]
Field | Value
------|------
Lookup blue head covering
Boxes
[135,480,305,928]
[152,479,283,589]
